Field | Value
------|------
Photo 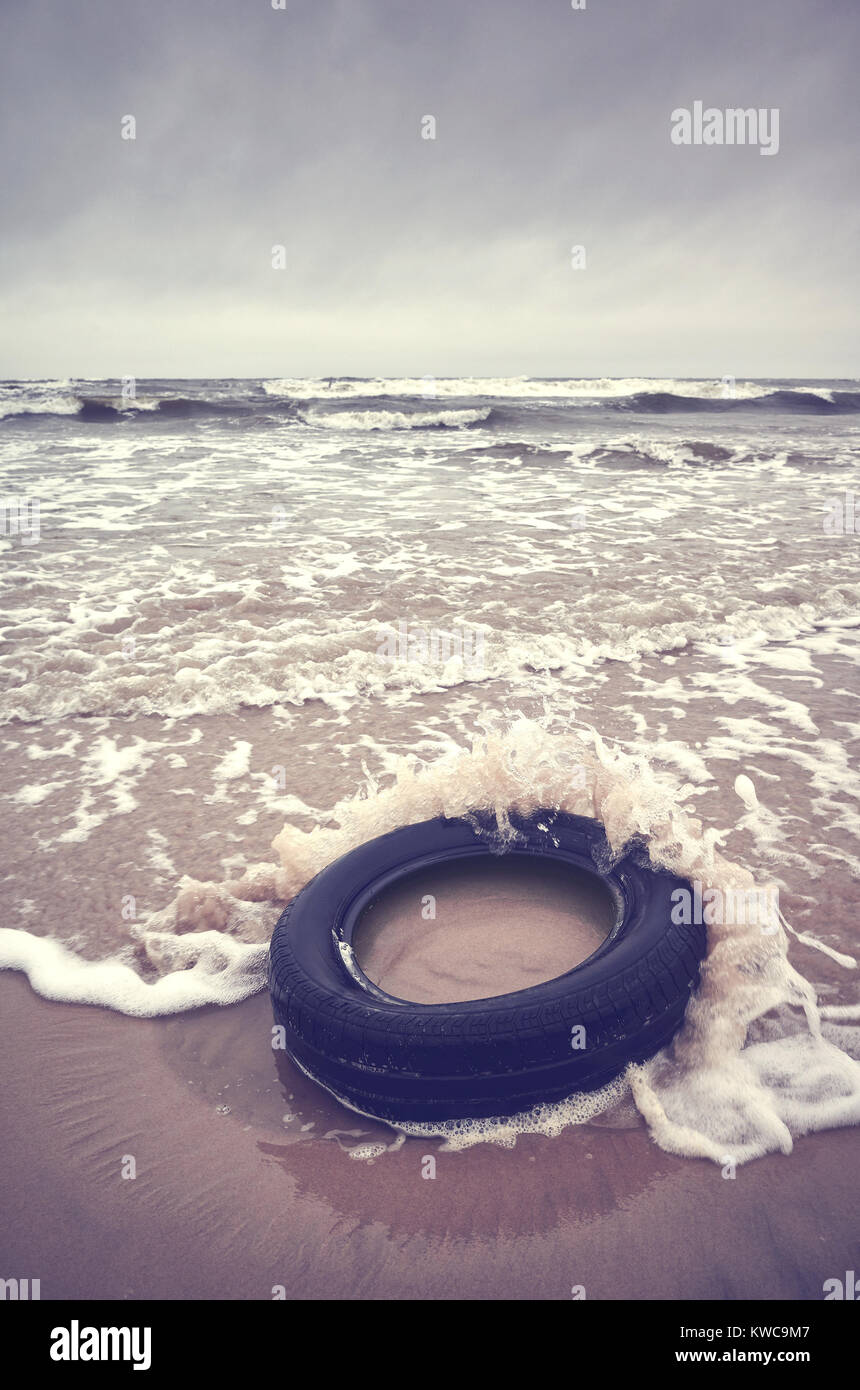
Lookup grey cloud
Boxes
[1,0,857,376]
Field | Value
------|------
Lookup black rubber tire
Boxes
[268,809,706,1122]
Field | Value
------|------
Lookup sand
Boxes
[2,970,856,1301]
[354,856,615,1003]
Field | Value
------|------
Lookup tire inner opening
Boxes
[353,855,617,1004]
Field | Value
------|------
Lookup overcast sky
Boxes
[1,0,857,379]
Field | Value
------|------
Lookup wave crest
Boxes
[297,405,494,431]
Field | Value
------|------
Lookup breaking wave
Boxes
[611,389,860,415]
[2,584,858,725]
[296,405,494,431]
[262,376,842,403]
[4,378,859,428]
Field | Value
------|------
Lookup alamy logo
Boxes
[0,496,40,546]
[0,1277,40,1299]
[377,619,485,670]
[50,1321,151,1371]
[671,102,779,156]
[823,1270,859,1300]
[823,490,857,536]
[670,880,779,932]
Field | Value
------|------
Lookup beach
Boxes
[1,375,859,1300]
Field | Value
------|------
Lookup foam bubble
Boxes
[734,773,758,809]
[379,1076,630,1152]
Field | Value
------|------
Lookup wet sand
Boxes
[2,970,856,1301]
[354,857,615,1003]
